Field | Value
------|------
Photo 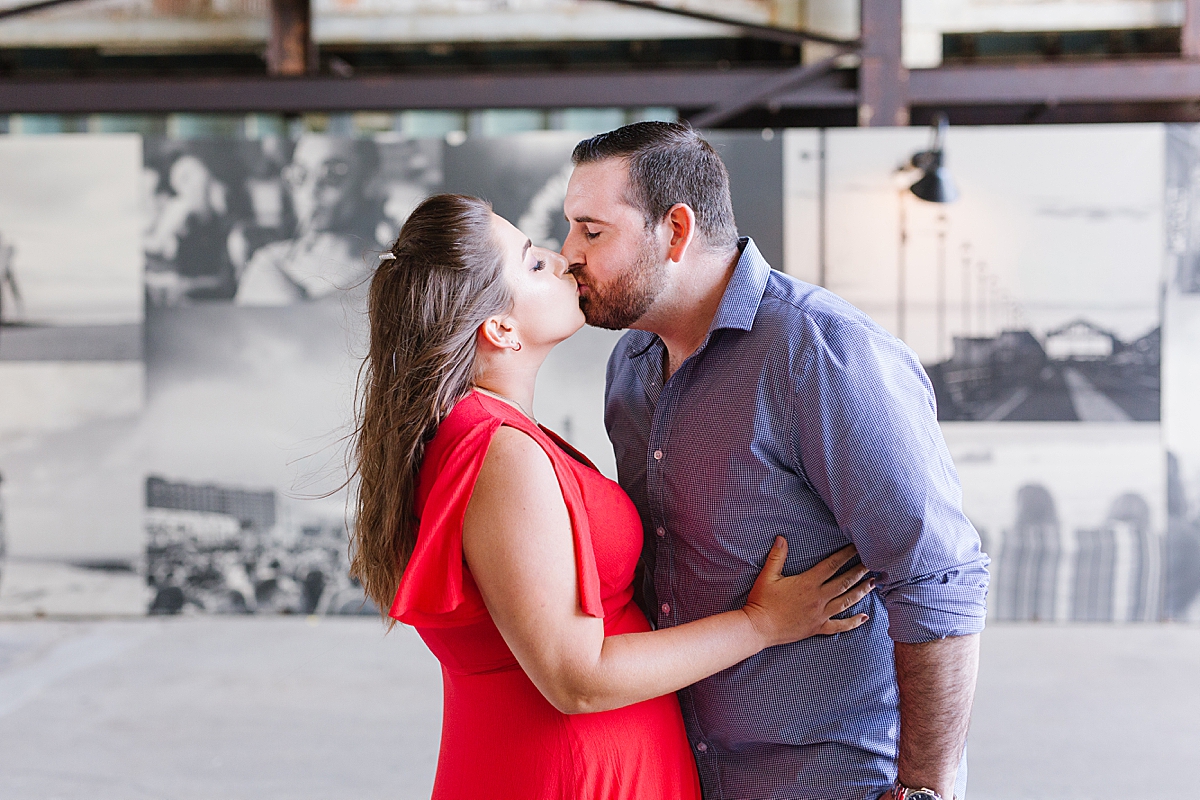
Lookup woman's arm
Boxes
[462,426,872,715]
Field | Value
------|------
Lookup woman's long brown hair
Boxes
[350,194,511,618]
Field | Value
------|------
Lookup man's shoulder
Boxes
[757,270,892,353]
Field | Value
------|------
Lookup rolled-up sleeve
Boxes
[792,318,990,644]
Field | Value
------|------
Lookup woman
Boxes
[350,194,873,800]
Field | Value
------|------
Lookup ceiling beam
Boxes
[1183,0,1200,59]
[6,59,1200,119]
[592,0,859,49]
[909,60,1200,106]
[858,0,907,126]
[0,0,93,21]
[0,68,848,114]
[687,52,847,127]
[266,0,314,76]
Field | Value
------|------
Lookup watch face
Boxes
[908,792,940,800]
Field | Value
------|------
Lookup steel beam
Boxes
[858,0,908,126]
[593,0,859,49]
[909,60,1200,106]
[0,68,846,114]
[267,0,313,76]
[688,52,846,127]
[7,59,1200,118]
[0,0,92,20]
[1183,0,1200,59]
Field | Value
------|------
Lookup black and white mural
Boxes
[0,135,145,615]
[788,124,1172,621]
[143,135,441,307]
[2,126,1196,622]
[1163,125,1200,621]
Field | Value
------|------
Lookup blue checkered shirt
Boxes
[604,239,990,800]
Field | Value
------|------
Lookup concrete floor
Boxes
[0,618,1194,800]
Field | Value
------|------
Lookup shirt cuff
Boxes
[879,564,991,644]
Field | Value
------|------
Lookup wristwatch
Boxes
[888,782,943,800]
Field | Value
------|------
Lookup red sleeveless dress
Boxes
[391,391,702,800]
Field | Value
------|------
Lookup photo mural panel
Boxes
[140,300,370,616]
[1163,123,1200,619]
[943,423,1165,622]
[0,135,145,616]
[821,124,1164,423]
[788,124,1172,621]
[142,135,443,307]
[136,134,446,616]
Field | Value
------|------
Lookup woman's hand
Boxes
[742,538,873,649]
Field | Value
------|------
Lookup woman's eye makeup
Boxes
[532,258,546,272]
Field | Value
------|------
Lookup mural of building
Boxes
[1165,452,1200,619]
[926,321,1160,422]
[144,475,368,616]
[991,483,1162,622]
[0,470,6,594]
[994,484,1061,621]
[1071,492,1159,622]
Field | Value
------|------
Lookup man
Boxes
[561,122,989,800]
[236,136,381,305]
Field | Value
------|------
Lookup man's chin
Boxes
[580,305,630,331]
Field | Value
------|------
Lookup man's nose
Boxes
[560,228,585,272]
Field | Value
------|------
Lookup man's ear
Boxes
[663,203,697,263]
[478,315,518,351]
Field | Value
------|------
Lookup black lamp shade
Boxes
[910,165,959,203]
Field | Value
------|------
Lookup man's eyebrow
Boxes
[522,239,532,258]
[570,215,607,224]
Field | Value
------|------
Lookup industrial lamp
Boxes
[908,113,959,204]
[895,112,959,345]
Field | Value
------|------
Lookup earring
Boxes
[512,342,522,352]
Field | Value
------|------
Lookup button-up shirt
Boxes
[604,238,990,800]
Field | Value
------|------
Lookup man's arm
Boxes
[894,634,980,799]
[791,315,989,798]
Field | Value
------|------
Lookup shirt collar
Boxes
[709,237,770,334]
[625,237,770,360]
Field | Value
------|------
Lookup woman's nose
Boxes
[543,249,571,278]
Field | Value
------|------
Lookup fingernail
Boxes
[774,536,785,549]
[868,580,876,589]
[860,614,870,621]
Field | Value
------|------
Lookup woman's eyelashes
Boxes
[531,258,546,272]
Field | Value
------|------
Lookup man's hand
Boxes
[894,633,980,799]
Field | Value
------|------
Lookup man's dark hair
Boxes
[571,121,738,250]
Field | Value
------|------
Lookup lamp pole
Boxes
[936,214,947,361]
[977,260,988,336]
[897,188,908,342]
[961,242,971,337]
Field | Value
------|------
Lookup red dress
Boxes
[391,391,702,800]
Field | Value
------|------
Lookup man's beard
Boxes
[578,237,667,330]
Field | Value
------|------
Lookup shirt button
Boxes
[653,449,663,460]
[656,526,665,537]
[661,603,671,615]
[696,742,708,752]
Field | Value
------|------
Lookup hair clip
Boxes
[379,252,396,261]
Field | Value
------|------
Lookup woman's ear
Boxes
[477,315,518,352]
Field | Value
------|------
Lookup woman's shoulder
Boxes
[426,392,527,456]
[421,392,546,493]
